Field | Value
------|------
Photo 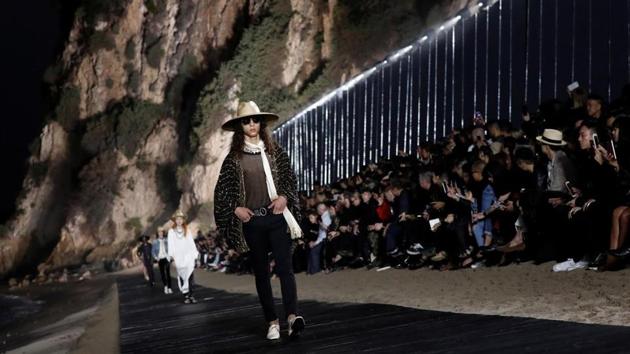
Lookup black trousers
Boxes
[243,212,298,322]
[158,258,172,288]
[143,258,155,284]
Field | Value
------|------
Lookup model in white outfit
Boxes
[167,211,199,303]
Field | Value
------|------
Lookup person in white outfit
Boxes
[167,210,199,304]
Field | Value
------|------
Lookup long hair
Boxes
[230,120,277,157]
[170,220,189,236]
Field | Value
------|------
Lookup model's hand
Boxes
[268,196,287,214]
[235,207,254,222]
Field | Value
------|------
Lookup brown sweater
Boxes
[240,152,271,209]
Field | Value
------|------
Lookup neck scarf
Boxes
[244,140,302,239]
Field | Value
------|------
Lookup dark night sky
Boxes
[0,1,69,222]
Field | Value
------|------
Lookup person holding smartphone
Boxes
[604,118,630,263]
[558,121,620,271]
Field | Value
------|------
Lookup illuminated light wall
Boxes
[274,0,630,191]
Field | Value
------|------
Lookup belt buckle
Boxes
[259,207,267,216]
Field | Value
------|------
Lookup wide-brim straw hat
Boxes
[221,101,279,131]
[172,210,186,220]
[536,128,567,146]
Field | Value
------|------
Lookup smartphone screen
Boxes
[592,133,599,148]
[606,141,618,160]
[565,181,575,197]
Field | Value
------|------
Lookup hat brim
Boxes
[221,113,279,131]
[536,135,567,146]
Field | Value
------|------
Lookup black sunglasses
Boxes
[240,116,262,125]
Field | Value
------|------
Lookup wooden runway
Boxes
[117,275,629,353]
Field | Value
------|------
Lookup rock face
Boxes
[0,0,472,278]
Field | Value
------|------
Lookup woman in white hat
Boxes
[167,210,199,303]
[214,101,305,340]
[535,128,576,193]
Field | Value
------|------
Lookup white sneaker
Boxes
[266,323,280,340]
[288,316,305,338]
[470,261,484,269]
[566,259,589,271]
[553,258,589,272]
[553,259,573,272]
[164,286,168,294]
[167,287,173,294]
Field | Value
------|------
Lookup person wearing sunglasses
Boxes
[214,101,305,340]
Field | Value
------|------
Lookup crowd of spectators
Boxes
[199,84,630,275]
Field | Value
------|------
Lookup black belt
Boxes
[252,207,271,217]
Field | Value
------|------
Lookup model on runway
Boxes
[214,101,305,340]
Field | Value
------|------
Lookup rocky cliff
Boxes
[0,0,472,278]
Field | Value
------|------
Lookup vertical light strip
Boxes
[407,53,413,151]
[538,0,543,104]
[417,45,423,140]
[380,67,385,160]
[553,0,558,98]
[608,0,612,101]
[571,0,576,81]
[508,0,513,121]
[524,0,530,103]
[588,0,592,89]
[497,0,503,119]
[474,11,478,112]
[434,34,438,141]
[345,89,349,177]
[461,16,466,128]
[324,103,328,184]
[363,80,368,167]
[427,35,432,142]
[485,7,490,118]
[443,28,448,137]
[397,60,403,153]
[451,24,455,130]
[403,53,412,152]
[388,64,393,157]
[332,98,337,180]
[352,87,357,172]
[370,74,375,162]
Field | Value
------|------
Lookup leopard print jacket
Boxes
[213,146,301,253]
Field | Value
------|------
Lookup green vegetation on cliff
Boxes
[81,100,164,159]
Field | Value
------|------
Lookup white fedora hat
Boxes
[536,129,567,146]
[221,101,279,131]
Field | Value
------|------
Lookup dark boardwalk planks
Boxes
[117,275,629,353]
